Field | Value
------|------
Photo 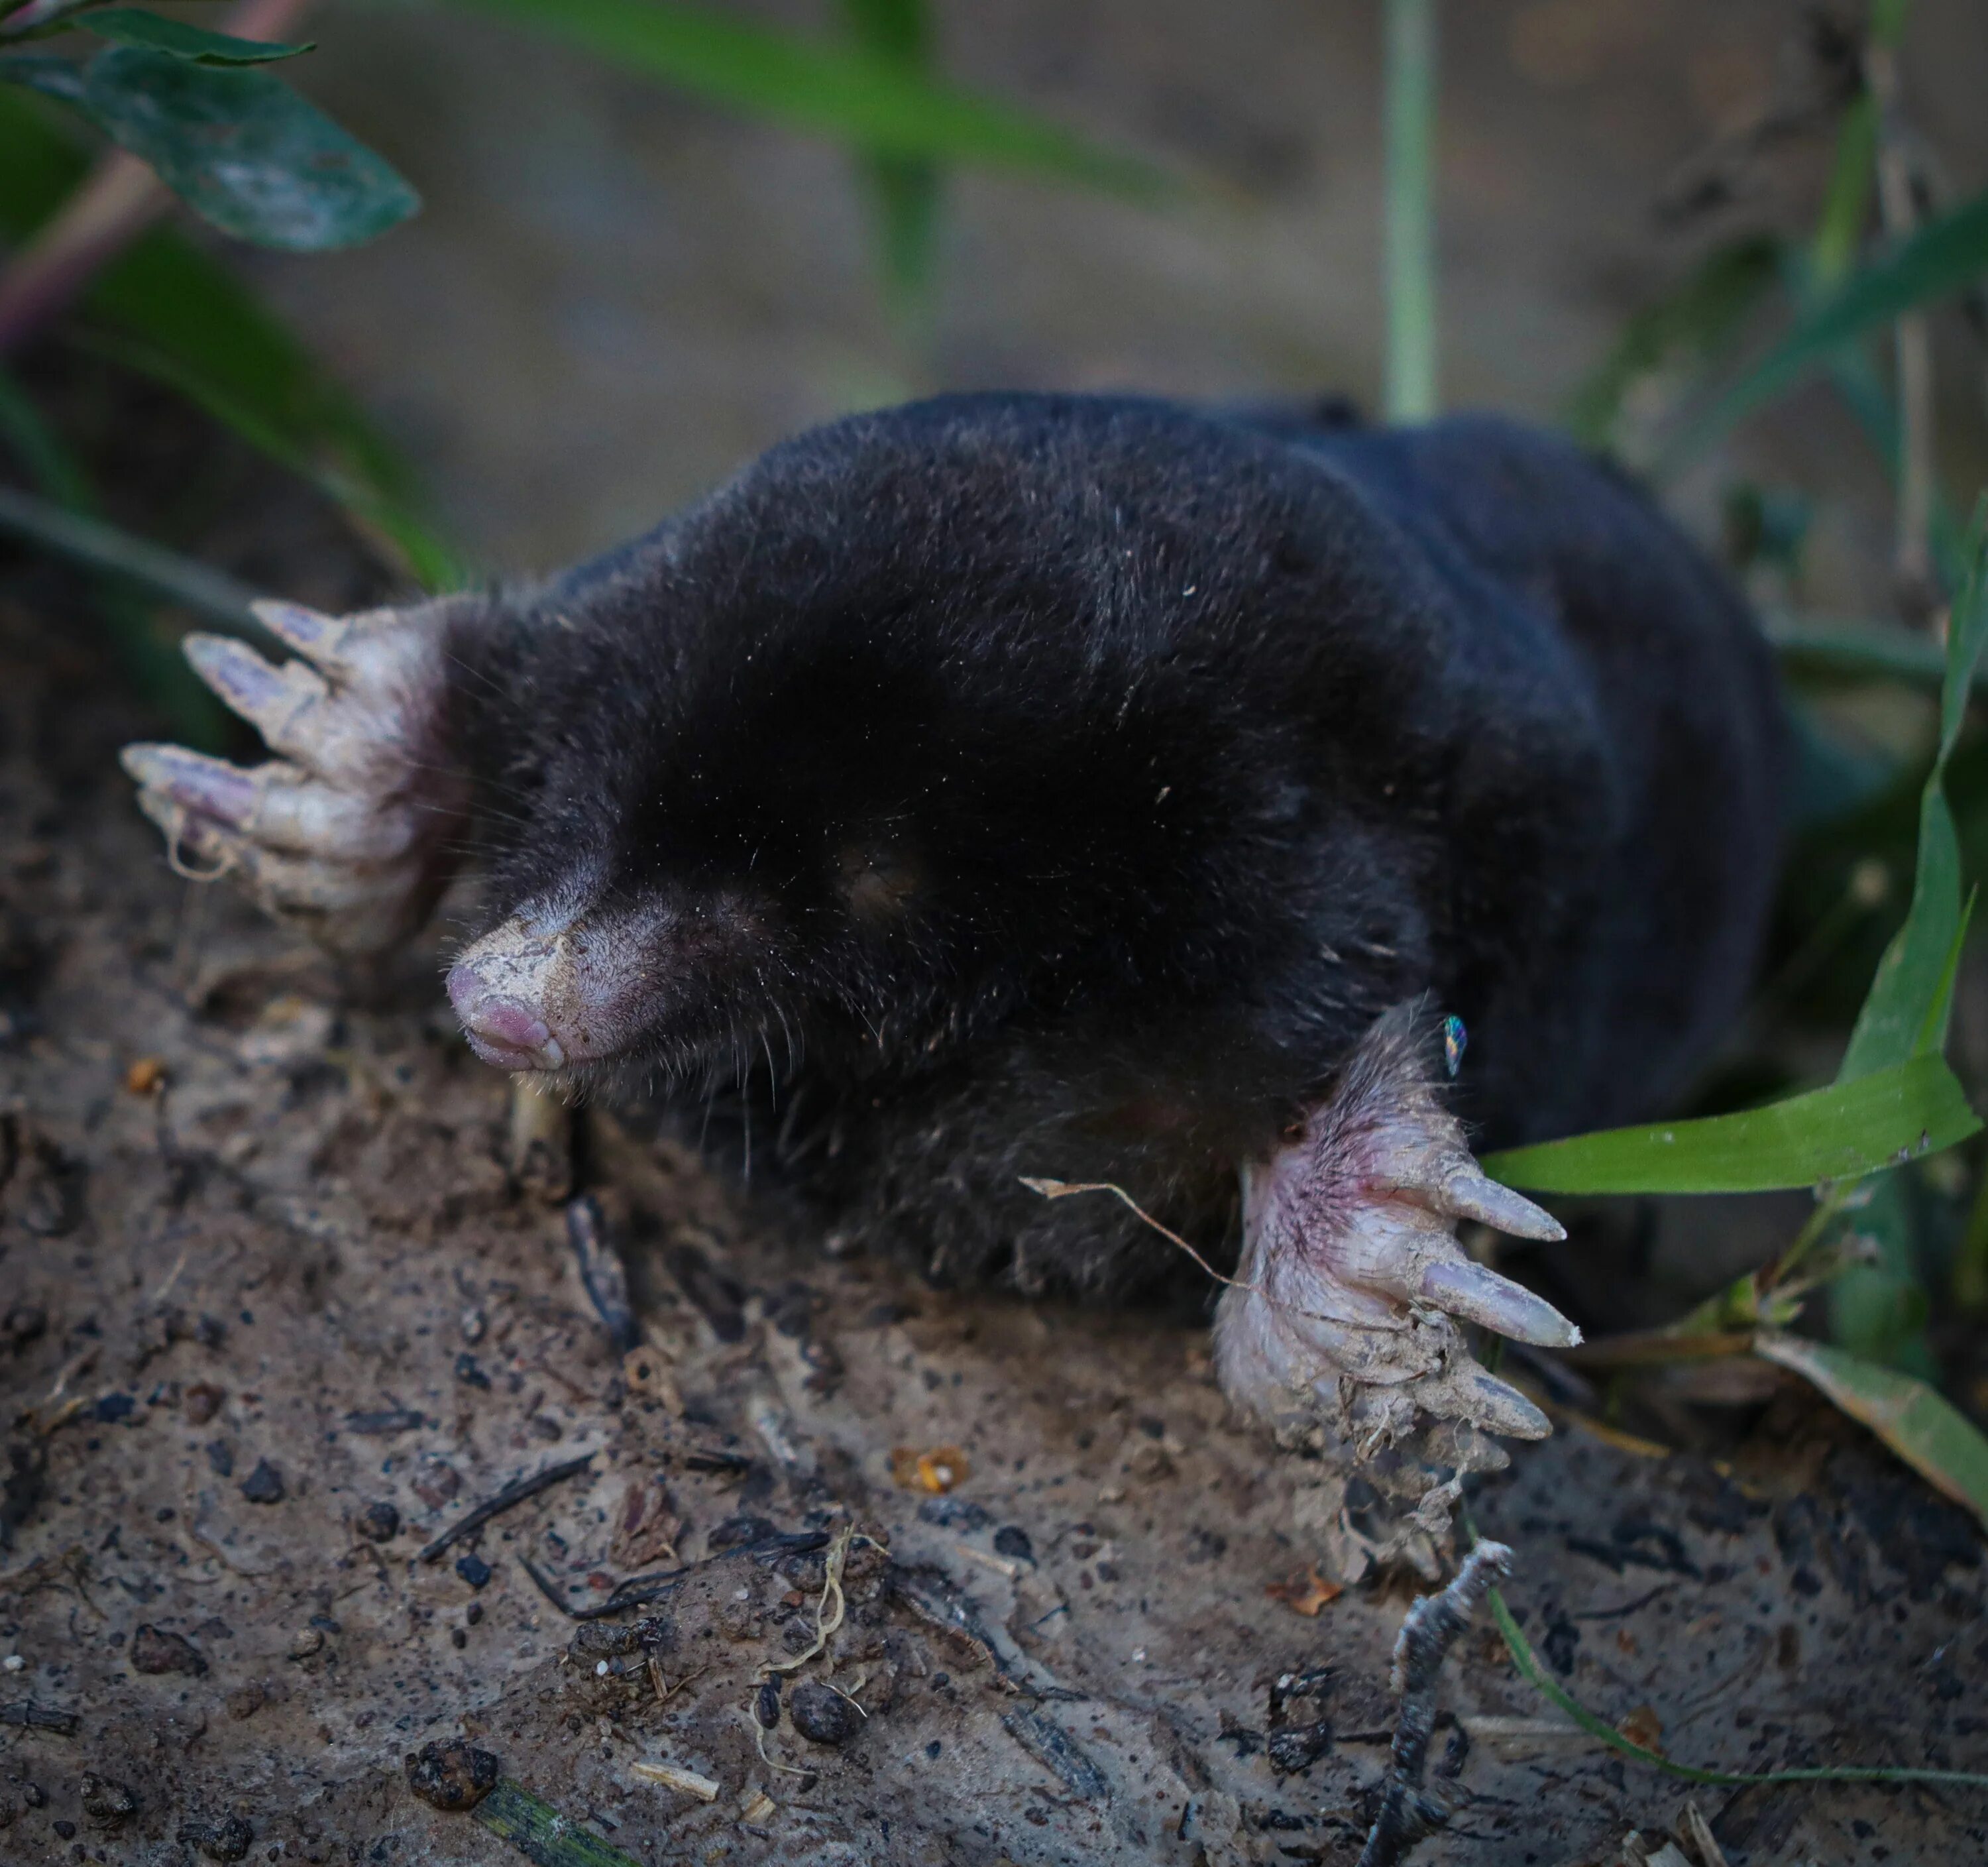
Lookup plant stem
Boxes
[0,481,260,630]
[1382,0,1437,422]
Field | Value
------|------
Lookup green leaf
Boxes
[447,0,1168,196]
[1668,188,1988,469]
[1482,1054,1981,1196]
[1755,1331,1988,1534]
[0,88,457,587]
[0,51,86,101]
[78,45,418,250]
[472,1780,647,1867]
[1838,505,1988,1080]
[81,9,313,65]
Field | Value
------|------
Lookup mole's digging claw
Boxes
[250,598,351,671]
[1214,1003,1576,1505]
[1404,1157,1566,1243]
[1418,1259,1580,1347]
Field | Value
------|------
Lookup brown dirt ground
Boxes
[1,557,1986,1867]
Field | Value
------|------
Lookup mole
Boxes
[122,392,1787,1491]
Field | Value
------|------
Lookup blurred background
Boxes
[8,0,1983,587]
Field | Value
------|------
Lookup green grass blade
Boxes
[1566,236,1781,450]
[1483,1581,1988,1789]
[1839,503,1988,1080]
[1382,0,1437,422]
[447,0,1168,196]
[1482,1054,1981,1196]
[840,0,940,321]
[1755,1331,1988,1532]
[1665,187,1988,471]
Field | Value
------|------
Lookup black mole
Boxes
[125,392,1786,1478]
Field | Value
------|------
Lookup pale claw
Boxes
[1406,1156,1566,1243]
[250,598,354,674]
[1418,1259,1580,1347]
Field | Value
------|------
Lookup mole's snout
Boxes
[447,964,565,1070]
[447,913,582,1072]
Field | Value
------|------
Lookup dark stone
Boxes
[356,1500,401,1542]
[453,1353,490,1390]
[178,1814,254,1862]
[91,1392,136,1424]
[239,1460,284,1504]
[454,1553,492,1589]
[789,1679,863,1746]
[1265,1720,1333,1774]
[205,1440,234,1478]
[916,1497,991,1532]
[992,1525,1034,1563]
[343,1409,426,1437]
[754,1678,781,1729]
[404,1740,499,1812]
[130,1624,207,1677]
[80,1772,138,1826]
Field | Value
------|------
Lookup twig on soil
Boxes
[1356,1540,1513,1867]
[564,1195,637,1351]
[417,1454,595,1564]
[549,1530,833,1622]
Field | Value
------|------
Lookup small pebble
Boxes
[453,1352,490,1390]
[459,1306,486,1344]
[288,1627,324,1660]
[239,1460,284,1504]
[404,1740,499,1812]
[355,1500,401,1542]
[1,1654,22,1671]
[131,1624,207,1677]
[206,1440,234,1478]
[177,1813,254,1863]
[992,1525,1034,1563]
[184,1383,225,1425]
[455,1553,492,1590]
[789,1680,863,1746]
[80,1772,138,1825]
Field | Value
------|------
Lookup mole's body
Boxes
[125,394,1786,1475]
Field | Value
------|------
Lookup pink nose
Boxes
[447,964,566,1070]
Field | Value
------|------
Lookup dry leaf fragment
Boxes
[890,1444,969,1493]
[1264,1564,1343,1616]
[123,1056,166,1095]
[1618,1703,1665,1753]
[740,1788,776,1823]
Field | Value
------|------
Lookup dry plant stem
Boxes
[0,0,319,357]
[1865,36,1936,612]
[1355,1539,1513,1867]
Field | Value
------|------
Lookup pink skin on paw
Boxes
[1213,1003,1578,1451]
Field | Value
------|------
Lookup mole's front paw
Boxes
[1213,1005,1577,1481]
[121,600,469,957]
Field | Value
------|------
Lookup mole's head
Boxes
[441,394,1380,1091]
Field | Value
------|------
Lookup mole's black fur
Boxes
[443,393,1787,1294]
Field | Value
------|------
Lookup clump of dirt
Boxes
[0,592,1984,1866]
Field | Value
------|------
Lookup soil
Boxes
[1,573,1985,1867]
